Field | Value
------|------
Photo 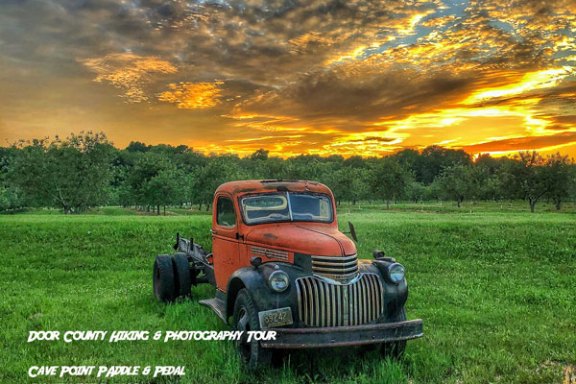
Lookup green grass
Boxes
[1,205,575,383]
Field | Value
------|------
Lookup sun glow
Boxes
[464,68,571,104]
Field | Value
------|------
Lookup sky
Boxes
[0,0,575,158]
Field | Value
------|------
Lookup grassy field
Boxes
[1,204,575,383]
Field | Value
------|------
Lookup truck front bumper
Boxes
[261,319,423,349]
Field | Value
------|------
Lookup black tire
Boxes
[233,289,272,370]
[173,253,192,298]
[153,255,176,303]
[380,308,407,358]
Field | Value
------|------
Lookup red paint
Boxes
[211,180,356,292]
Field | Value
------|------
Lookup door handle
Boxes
[210,229,218,235]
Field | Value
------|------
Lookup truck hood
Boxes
[243,223,356,256]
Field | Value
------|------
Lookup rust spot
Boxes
[263,233,278,240]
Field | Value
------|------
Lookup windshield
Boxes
[240,192,333,224]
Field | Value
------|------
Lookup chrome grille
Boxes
[296,274,384,327]
[311,254,359,283]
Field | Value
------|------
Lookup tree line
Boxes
[1,132,575,214]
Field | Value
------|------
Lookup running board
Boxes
[199,298,227,323]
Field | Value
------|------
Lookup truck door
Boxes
[212,194,240,292]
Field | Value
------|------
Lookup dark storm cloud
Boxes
[48,0,436,105]
[84,0,436,84]
[545,116,576,131]
[234,67,474,131]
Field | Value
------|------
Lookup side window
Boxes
[216,197,236,228]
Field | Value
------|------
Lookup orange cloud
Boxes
[158,81,224,109]
[81,53,177,103]
[462,132,576,155]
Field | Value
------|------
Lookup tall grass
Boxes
[0,205,574,383]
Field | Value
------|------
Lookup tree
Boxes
[471,154,506,201]
[283,155,327,181]
[415,145,471,184]
[250,148,269,161]
[405,181,432,203]
[506,151,549,213]
[9,132,115,213]
[324,166,370,205]
[124,153,186,213]
[191,155,249,210]
[0,147,23,211]
[125,141,150,153]
[370,158,409,208]
[0,186,23,211]
[343,155,365,169]
[434,164,474,207]
[143,168,186,215]
[475,153,503,175]
[393,148,420,172]
[569,165,576,204]
[544,153,572,210]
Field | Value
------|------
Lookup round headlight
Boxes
[387,263,405,284]
[268,270,289,292]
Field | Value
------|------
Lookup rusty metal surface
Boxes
[250,246,289,261]
[215,179,332,196]
[261,319,424,349]
[242,223,356,256]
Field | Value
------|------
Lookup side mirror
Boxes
[348,221,358,243]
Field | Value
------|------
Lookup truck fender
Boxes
[361,261,409,320]
[225,267,267,322]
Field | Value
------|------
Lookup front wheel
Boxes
[380,308,407,358]
[233,289,272,369]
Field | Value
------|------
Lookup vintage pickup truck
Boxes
[152,179,423,368]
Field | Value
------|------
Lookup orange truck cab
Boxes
[153,179,423,368]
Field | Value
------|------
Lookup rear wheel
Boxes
[173,253,192,298]
[153,255,176,302]
[233,289,272,369]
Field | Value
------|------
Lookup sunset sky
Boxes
[0,0,575,158]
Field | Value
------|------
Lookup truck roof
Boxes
[215,179,333,196]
